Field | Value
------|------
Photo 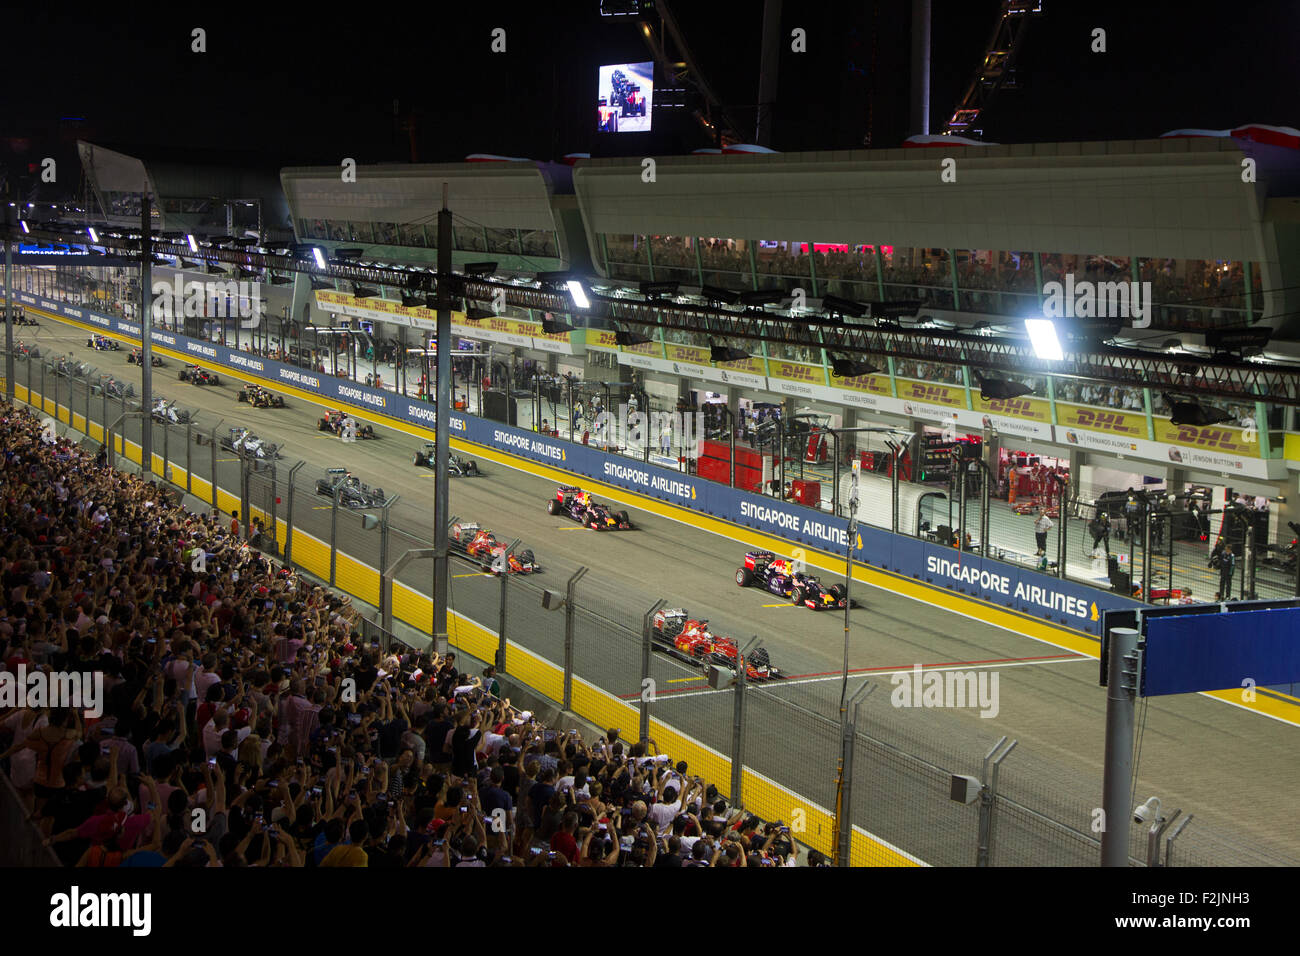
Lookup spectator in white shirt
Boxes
[202,708,252,756]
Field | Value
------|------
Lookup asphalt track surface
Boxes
[18,314,1300,865]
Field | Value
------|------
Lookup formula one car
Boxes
[314,467,386,508]
[7,307,37,327]
[609,69,647,117]
[86,334,120,351]
[15,342,41,359]
[413,444,482,476]
[318,409,376,439]
[734,550,848,611]
[55,357,93,379]
[220,427,279,460]
[547,486,633,530]
[127,348,164,367]
[99,376,134,399]
[449,522,539,574]
[179,364,221,386]
[651,608,783,682]
[237,383,286,408]
[151,399,193,425]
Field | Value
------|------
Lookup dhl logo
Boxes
[906,383,955,402]
[779,363,817,381]
[1175,426,1241,450]
[984,398,1034,415]
[1072,409,1138,433]
[842,374,883,390]
[667,345,708,362]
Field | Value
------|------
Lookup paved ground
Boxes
[16,313,1300,865]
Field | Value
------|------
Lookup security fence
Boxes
[11,353,1297,869]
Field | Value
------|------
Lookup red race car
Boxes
[651,608,782,681]
[450,522,539,575]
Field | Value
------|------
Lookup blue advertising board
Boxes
[1143,607,1300,696]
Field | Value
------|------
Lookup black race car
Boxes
[546,485,633,530]
[179,364,221,386]
[314,468,386,509]
[318,409,376,439]
[127,348,164,367]
[237,383,286,408]
[413,443,481,476]
[734,550,848,611]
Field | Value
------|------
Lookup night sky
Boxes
[3,1,1298,195]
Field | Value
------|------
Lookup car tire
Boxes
[547,499,561,515]
[414,453,426,466]
[790,586,804,606]
[617,511,630,527]
[829,583,846,601]
[736,568,753,587]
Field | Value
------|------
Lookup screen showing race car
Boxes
[597,62,653,133]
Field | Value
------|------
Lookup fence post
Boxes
[270,464,281,554]
[209,425,218,510]
[976,736,1017,867]
[498,541,519,672]
[563,567,589,711]
[329,482,340,586]
[39,359,45,413]
[729,637,759,809]
[239,454,250,537]
[284,462,304,565]
[377,495,396,629]
[185,420,193,494]
[835,682,875,866]
[84,372,91,435]
[640,599,666,743]
[100,377,107,444]
[162,418,170,481]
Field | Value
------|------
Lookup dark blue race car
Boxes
[734,550,847,611]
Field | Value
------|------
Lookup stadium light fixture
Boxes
[700,284,742,305]
[821,294,867,318]
[739,289,784,307]
[830,356,880,378]
[311,247,327,269]
[614,325,653,346]
[269,274,293,285]
[973,370,1033,401]
[187,234,198,253]
[464,261,498,276]
[352,283,378,299]
[1024,318,1064,361]
[87,227,98,243]
[464,307,495,321]
[20,220,29,234]
[1163,393,1235,428]
[333,247,365,260]
[401,292,423,308]
[310,276,333,291]
[565,279,590,310]
[639,280,679,298]
[710,340,750,363]
[542,313,575,334]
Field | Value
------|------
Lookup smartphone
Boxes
[207,757,217,768]
[529,847,542,857]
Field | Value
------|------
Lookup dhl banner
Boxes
[1154,420,1262,459]
[834,372,892,398]
[1056,402,1147,439]
[587,329,620,350]
[896,378,966,409]
[664,343,712,367]
[973,394,1051,423]
[766,359,828,397]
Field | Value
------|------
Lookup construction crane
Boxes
[941,0,1042,138]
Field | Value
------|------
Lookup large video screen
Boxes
[597,62,653,133]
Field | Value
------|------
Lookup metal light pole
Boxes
[832,460,860,865]
[1101,627,1141,866]
[431,185,453,656]
[140,195,153,477]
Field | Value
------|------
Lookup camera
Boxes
[1133,796,1162,825]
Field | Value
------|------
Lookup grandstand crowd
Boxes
[0,406,815,868]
